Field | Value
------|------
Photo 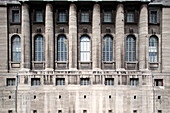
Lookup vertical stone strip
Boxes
[92,4,101,70]
[115,4,124,70]
[139,4,148,70]
[162,7,170,72]
[0,6,8,72]
[69,4,77,69]
[21,3,30,69]
[45,4,54,69]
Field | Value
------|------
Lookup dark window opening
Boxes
[154,79,163,86]
[56,78,65,85]
[12,10,20,23]
[31,78,40,86]
[130,78,139,86]
[80,78,90,85]
[105,78,114,86]
[7,78,15,86]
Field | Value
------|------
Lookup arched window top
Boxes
[126,35,136,41]
[35,35,43,40]
[80,36,90,42]
[12,35,21,42]
[58,35,67,40]
[149,36,158,47]
[103,35,113,39]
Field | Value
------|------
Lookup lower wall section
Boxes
[0,71,170,113]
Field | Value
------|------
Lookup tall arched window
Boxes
[12,36,21,62]
[57,36,67,61]
[126,36,136,61]
[149,36,158,62]
[103,36,113,61]
[80,36,90,62]
[35,35,44,61]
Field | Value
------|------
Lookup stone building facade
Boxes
[0,0,170,113]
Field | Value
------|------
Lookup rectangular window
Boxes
[56,78,65,85]
[104,11,112,23]
[81,11,89,23]
[7,78,15,86]
[80,78,90,85]
[127,12,134,23]
[150,11,158,23]
[130,78,139,86]
[12,10,20,23]
[158,110,162,113]
[154,79,163,86]
[105,78,114,86]
[31,78,40,86]
[35,10,43,22]
[58,11,67,22]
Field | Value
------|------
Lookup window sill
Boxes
[149,23,160,25]
[102,61,115,63]
[33,22,44,24]
[102,22,114,24]
[32,61,45,63]
[80,22,91,24]
[125,22,137,25]
[79,61,92,63]
[56,22,68,24]
[125,61,138,63]
[55,61,68,63]
[10,22,21,25]
[9,62,20,68]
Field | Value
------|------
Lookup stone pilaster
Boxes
[92,4,101,70]
[45,4,54,70]
[0,6,8,72]
[21,3,30,69]
[139,4,148,70]
[69,4,77,70]
[115,4,124,70]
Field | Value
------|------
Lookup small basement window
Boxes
[31,78,40,86]
[154,79,163,86]
[7,78,15,86]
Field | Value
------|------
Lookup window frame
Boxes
[126,11,135,23]
[34,9,44,23]
[57,35,68,62]
[149,36,158,63]
[56,78,65,86]
[80,10,90,23]
[154,79,163,86]
[34,35,44,62]
[7,78,16,86]
[11,9,20,23]
[11,35,21,63]
[105,78,114,86]
[130,78,139,86]
[58,10,67,23]
[31,78,40,86]
[80,78,90,86]
[103,35,113,62]
[103,11,112,23]
[126,35,136,62]
[149,10,159,24]
[80,35,91,62]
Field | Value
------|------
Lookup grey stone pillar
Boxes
[139,4,148,70]
[21,3,30,69]
[69,4,77,70]
[115,4,124,70]
[45,4,54,70]
[92,4,101,70]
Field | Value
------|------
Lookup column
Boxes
[92,4,101,70]
[139,4,148,70]
[115,4,124,70]
[69,4,77,69]
[21,3,30,69]
[45,3,54,70]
